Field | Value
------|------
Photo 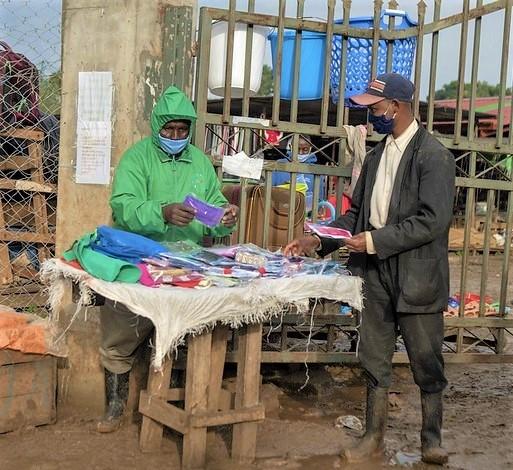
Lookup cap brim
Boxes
[349,93,385,106]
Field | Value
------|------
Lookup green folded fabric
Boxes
[63,231,141,283]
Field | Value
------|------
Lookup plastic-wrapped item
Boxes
[145,265,189,280]
[142,257,172,268]
[154,273,211,288]
[183,194,225,227]
[203,266,262,280]
[235,250,267,267]
[161,240,201,255]
[243,243,283,260]
[205,275,241,288]
[206,246,238,258]
[282,258,317,276]
[305,222,352,240]
[142,243,350,288]
[234,243,283,266]
[281,258,349,277]
[139,264,192,286]
[320,261,350,276]
[194,250,234,266]
[262,260,288,277]
[159,253,208,270]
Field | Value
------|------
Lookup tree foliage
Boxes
[258,64,273,96]
[434,80,512,100]
[39,71,62,115]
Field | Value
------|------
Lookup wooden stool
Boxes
[138,323,264,469]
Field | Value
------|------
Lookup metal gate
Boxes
[193,0,513,363]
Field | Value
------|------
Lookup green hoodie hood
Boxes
[150,86,197,145]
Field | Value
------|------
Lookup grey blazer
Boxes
[320,125,456,314]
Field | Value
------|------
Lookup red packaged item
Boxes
[168,273,206,288]
[304,222,352,240]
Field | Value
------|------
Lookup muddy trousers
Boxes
[358,256,447,393]
[99,299,154,374]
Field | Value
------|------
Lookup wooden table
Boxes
[138,323,265,469]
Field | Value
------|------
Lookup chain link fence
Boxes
[0,0,61,313]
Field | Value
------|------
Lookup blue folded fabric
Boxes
[91,225,168,264]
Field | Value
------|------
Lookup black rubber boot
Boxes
[96,369,130,433]
[343,386,388,463]
[421,391,448,465]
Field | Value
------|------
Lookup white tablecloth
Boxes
[42,258,363,369]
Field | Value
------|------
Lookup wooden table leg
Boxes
[280,325,289,351]
[139,357,173,452]
[182,331,212,469]
[232,323,263,463]
[208,326,230,412]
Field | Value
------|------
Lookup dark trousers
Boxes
[99,299,154,374]
[358,256,447,393]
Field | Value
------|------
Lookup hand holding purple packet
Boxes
[183,194,225,228]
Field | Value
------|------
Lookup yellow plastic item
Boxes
[276,182,308,195]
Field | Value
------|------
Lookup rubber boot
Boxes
[343,386,388,463]
[96,369,130,433]
[421,391,448,465]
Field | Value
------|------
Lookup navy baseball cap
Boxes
[350,73,415,106]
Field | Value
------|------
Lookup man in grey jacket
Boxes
[285,73,455,465]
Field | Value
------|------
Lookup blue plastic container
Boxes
[330,10,417,105]
[268,29,327,100]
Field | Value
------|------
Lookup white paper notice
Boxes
[222,151,264,180]
[75,72,113,184]
[75,121,112,185]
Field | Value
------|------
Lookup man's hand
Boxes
[283,235,320,257]
[162,203,196,226]
[221,204,239,227]
[345,232,367,253]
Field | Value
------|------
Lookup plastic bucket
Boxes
[268,29,327,100]
[330,10,417,104]
[208,22,269,98]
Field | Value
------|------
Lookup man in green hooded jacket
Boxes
[97,86,238,433]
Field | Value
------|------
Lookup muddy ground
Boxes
[0,254,512,469]
[0,363,511,470]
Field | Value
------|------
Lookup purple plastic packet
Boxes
[183,194,225,228]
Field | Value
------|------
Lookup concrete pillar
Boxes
[55,0,196,411]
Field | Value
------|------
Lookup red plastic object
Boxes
[328,194,352,215]
[454,292,493,305]
[264,130,283,145]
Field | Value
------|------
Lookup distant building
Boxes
[435,97,511,139]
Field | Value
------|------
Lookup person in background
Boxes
[271,135,325,212]
[97,86,238,433]
[284,73,455,466]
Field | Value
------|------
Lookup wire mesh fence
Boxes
[0,0,61,313]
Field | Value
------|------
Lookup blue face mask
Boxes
[158,135,190,155]
[368,105,396,135]
[286,149,314,163]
